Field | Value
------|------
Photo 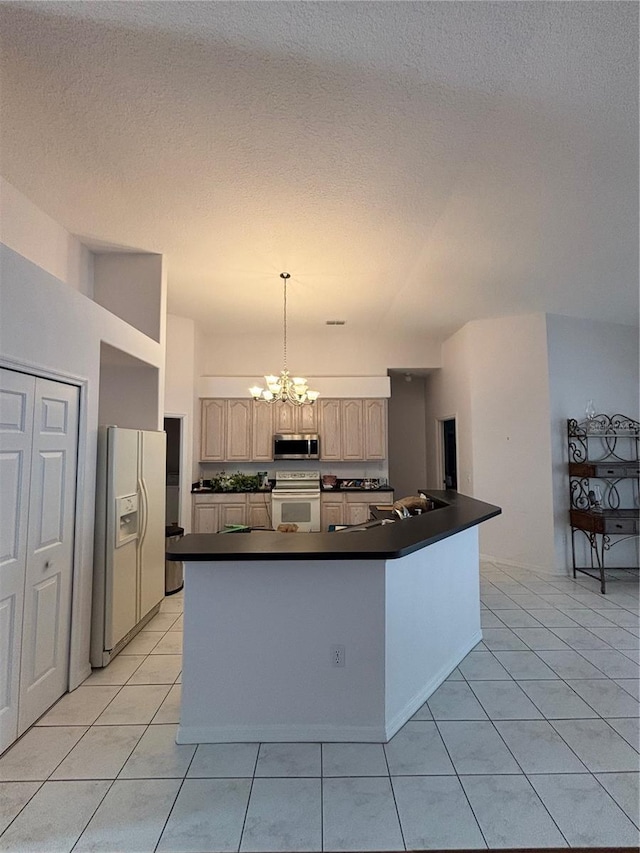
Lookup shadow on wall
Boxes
[387,372,428,498]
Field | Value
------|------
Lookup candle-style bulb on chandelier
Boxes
[250,273,319,406]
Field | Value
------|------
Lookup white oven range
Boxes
[271,470,321,532]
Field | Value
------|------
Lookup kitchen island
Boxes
[167,491,500,744]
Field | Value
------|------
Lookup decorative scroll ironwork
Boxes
[568,414,639,463]
[570,477,625,511]
[567,414,639,593]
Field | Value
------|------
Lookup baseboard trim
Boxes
[384,629,483,741]
[176,722,386,744]
[480,554,569,577]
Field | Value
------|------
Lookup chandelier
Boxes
[250,272,319,406]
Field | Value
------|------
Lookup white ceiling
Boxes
[0,1,637,341]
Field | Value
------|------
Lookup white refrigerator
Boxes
[91,426,166,667]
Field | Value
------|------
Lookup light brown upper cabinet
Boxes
[201,399,252,462]
[201,397,387,462]
[364,399,387,460]
[226,400,252,461]
[201,399,226,461]
[319,399,342,460]
[341,399,364,460]
[274,400,318,434]
[252,400,274,461]
[320,398,388,461]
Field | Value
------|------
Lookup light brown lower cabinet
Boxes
[192,493,247,533]
[192,500,220,534]
[320,491,394,531]
[194,491,393,533]
[247,492,272,529]
[193,493,273,533]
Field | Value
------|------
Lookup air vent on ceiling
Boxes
[325,320,346,326]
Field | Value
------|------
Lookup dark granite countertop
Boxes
[321,485,394,493]
[168,490,501,562]
[192,483,394,494]
[192,487,273,494]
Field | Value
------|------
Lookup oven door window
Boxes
[280,501,312,524]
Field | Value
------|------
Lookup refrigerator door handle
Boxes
[138,477,149,548]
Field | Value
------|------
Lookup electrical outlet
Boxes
[331,644,345,667]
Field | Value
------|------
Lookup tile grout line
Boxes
[68,777,118,852]
[425,717,490,850]
[237,739,261,852]
[0,779,46,842]
[381,733,408,851]
[320,742,324,851]
[590,772,640,830]
[152,737,198,853]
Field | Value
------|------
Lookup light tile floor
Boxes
[1,563,639,851]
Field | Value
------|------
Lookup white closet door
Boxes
[0,369,35,753]
[18,377,79,734]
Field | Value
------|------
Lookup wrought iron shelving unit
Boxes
[568,414,639,593]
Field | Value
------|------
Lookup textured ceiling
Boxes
[0,1,637,340]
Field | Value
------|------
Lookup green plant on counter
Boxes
[209,472,260,492]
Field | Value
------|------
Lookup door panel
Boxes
[341,400,364,460]
[139,430,166,618]
[30,574,61,683]
[19,377,78,735]
[220,503,247,529]
[319,400,341,460]
[33,451,66,549]
[252,401,273,461]
[0,369,34,752]
[193,504,220,534]
[274,401,296,434]
[298,404,318,434]
[226,400,252,461]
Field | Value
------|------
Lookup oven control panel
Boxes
[275,470,320,482]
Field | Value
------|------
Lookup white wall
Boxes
[198,329,442,376]
[180,559,387,742]
[164,314,196,531]
[466,315,556,572]
[546,314,639,570]
[99,363,160,431]
[424,324,475,495]
[425,316,555,572]
[0,182,166,689]
[0,176,94,295]
[425,313,639,575]
[198,375,390,399]
[385,528,481,734]
[94,254,164,343]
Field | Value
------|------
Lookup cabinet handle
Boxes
[45,560,53,569]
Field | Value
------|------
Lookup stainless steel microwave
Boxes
[273,434,320,460]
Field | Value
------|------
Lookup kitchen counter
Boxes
[191,487,273,494]
[171,491,498,560]
[172,491,500,746]
[192,485,393,494]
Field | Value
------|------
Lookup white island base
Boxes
[176,526,481,744]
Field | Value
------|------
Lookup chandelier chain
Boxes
[283,274,287,371]
[249,271,318,405]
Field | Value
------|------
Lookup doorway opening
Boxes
[439,417,458,490]
[164,417,182,526]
